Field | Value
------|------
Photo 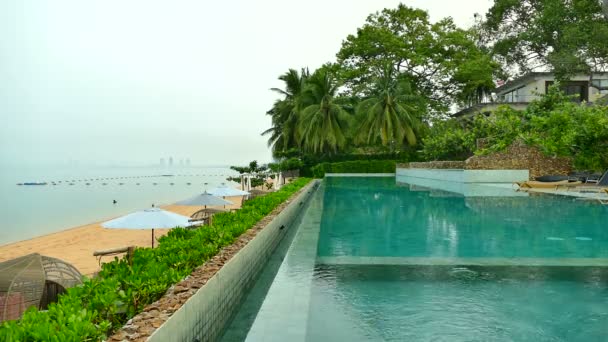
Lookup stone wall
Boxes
[464,140,573,180]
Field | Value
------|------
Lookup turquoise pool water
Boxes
[318,177,608,259]
[222,177,608,341]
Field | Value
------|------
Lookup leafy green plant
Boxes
[421,87,608,171]
[0,178,311,341]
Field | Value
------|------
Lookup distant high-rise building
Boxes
[168,157,174,167]
[179,159,184,166]
[160,158,166,167]
[186,158,191,166]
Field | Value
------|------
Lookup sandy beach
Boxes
[0,197,243,276]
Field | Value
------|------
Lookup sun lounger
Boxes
[559,170,608,191]
[516,180,581,189]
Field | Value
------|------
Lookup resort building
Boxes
[453,72,608,118]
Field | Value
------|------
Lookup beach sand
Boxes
[0,197,243,276]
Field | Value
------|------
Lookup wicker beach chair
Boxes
[0,254,82,322]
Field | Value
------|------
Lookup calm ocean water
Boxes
[0,165,238,245]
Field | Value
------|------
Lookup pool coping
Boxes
[244,181,326,342]
[325,173,395,177]
[317,256,608,267]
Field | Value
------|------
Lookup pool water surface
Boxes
[221,177,608,341]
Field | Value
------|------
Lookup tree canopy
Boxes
[483,0,608,79]
[337,4,499,114]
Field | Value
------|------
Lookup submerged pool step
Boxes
[316,256,608,267]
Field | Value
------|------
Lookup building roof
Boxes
[495,72,553,94]
[495,71,608,94]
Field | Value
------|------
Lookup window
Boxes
[591,79,608,93]
[501,87,525,103]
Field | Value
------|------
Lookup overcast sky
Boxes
[0,0,492,167]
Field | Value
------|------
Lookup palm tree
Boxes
[297,68,351,154]
[262,68,309,154]
[355,68,420,148]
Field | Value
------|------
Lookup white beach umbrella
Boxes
[247,176,252,191]
[174,191,233,208]
[207,184,250,197]
[102,208,191,248]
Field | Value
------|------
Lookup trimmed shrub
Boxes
[311,160,396,178]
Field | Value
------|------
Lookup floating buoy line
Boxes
[16,174,238,187]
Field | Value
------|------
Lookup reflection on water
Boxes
[318,177,608,258]
[307,264,608,342]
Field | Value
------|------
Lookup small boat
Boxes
[23,182,47,186]
[161,174,174,177]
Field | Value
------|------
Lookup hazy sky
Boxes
[0,0,492,167]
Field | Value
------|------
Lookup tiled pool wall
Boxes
[396,167,529,183]
[243,179,326,342]
[396,168,529,197]
[147,180,320,342]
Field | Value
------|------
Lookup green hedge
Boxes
[299,151,417,177]
[311,160,396,178]
[0,178,311,342]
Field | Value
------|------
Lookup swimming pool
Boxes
[221,177,608,341]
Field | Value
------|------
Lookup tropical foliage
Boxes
[263,4,500,159]
[227,160,270,188]
[0,179,311,341]
[354,67,422,148]
[262,68,309,152]
[337,4,499,111]
[421,88,608,170]
[482,0,608,79]
[297,68,352,154]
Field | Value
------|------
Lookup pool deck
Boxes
[520,187,608,202]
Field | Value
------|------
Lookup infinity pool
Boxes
[221,177,608,341]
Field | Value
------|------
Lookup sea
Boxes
[0,164,238,246]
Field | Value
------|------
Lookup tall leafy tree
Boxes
[483,0,608,79]
[355,67,421,148]
[262,68,309,154]
[297,68,351,154]
[337,4,499,115]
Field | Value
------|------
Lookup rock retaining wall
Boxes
[464,140,573,180]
